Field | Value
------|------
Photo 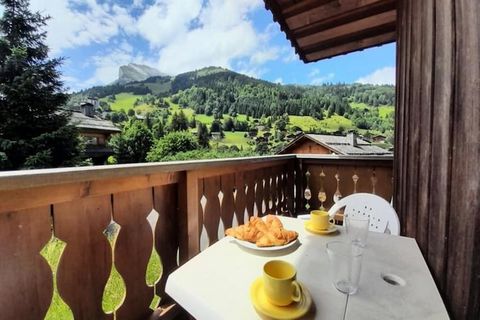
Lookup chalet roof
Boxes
[279,133,391,155]
[264,0,397,62]
[70,111,121,133]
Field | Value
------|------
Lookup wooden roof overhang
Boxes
[264,0,397,62]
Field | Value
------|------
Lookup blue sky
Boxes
[9,0,395,91]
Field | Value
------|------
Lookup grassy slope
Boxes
[378,105,394,118]
[100,93,154,113]
[350,102,394,118]
[219,131,250,147]
[289,114,354,132]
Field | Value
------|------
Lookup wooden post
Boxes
[395,0,480,318]
[186,171,201,259]
[294,158,305,214]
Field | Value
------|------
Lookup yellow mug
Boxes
[263,260,302,306]
[310,210,333,230]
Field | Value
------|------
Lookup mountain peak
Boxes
[116,63,167,85]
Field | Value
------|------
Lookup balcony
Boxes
[0,155,393,319]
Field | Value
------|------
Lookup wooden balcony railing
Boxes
[0,154,392,320]
[295,155,394,214]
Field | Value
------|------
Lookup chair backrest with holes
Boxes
[327,193,400,235]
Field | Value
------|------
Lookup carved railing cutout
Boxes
[102,220,125,315]
[146,209,162,310]
[42,237,73,320]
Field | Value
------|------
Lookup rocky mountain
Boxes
[74,66,263,99]
[115,63,166,84]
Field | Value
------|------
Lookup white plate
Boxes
[229,237,299,251]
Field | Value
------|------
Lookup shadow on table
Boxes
[254,301,317,320]
[227,239,303,257]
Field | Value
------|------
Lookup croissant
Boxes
[225,215,298,247]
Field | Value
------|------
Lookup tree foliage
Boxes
[197,122,210,148]
[0,0,82,170]
[159,148,254,161]
[109,120,153,163]
[147,131,199,161]
[169,110,188,131]
[171,75,393,120]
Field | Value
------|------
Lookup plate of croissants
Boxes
[225,215,299,250]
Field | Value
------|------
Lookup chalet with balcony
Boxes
[70,102,121,164]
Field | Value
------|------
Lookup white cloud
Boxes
[274,77,283,84]
[137,0,202,48]
[307,68,335,85]
[82,44,156,87]
[250,47,279,65]
[356,66,396,85]
[309,69,320,78]
[132,0,144,8]
[29,0,136,54]
[282,49,298,63]
[152,0,272,75]
[311,73,335,85]
[60,75,80,92]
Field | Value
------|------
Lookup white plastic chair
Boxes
[327,193,400,235]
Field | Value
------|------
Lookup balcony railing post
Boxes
[177,171,189,265]
[286,159,295,214]
[295,158,305,214]
[186,170,201,259]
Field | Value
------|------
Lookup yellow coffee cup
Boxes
[263,260,302,306]
[310,210,333,230]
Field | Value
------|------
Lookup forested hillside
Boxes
[69,66,395,164]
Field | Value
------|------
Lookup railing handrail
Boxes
[0,154,394,191]
[0,155,296,191]
[295,154,393,161]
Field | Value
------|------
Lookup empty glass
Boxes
[344,215,370,247]
[326,241,363,294]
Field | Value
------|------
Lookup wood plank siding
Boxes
[264,0,397,62]
[395,0,480,318]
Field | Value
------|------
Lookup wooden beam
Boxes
[286,0,394,30]
[302,22,396,55]
[305,31,396,62]
[281,0,335,19]
[291,0,396,38]
[298,10,396,47]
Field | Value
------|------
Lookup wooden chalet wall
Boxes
[395,0,480,318]
[284,140,332,155]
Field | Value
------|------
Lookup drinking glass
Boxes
[344,215,370,247]
[326,241,363,295]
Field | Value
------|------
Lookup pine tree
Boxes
[170,111,188,131]
[0,0,81,169]
[197,123,210,148]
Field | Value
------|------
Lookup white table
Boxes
[166,217,449,320]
